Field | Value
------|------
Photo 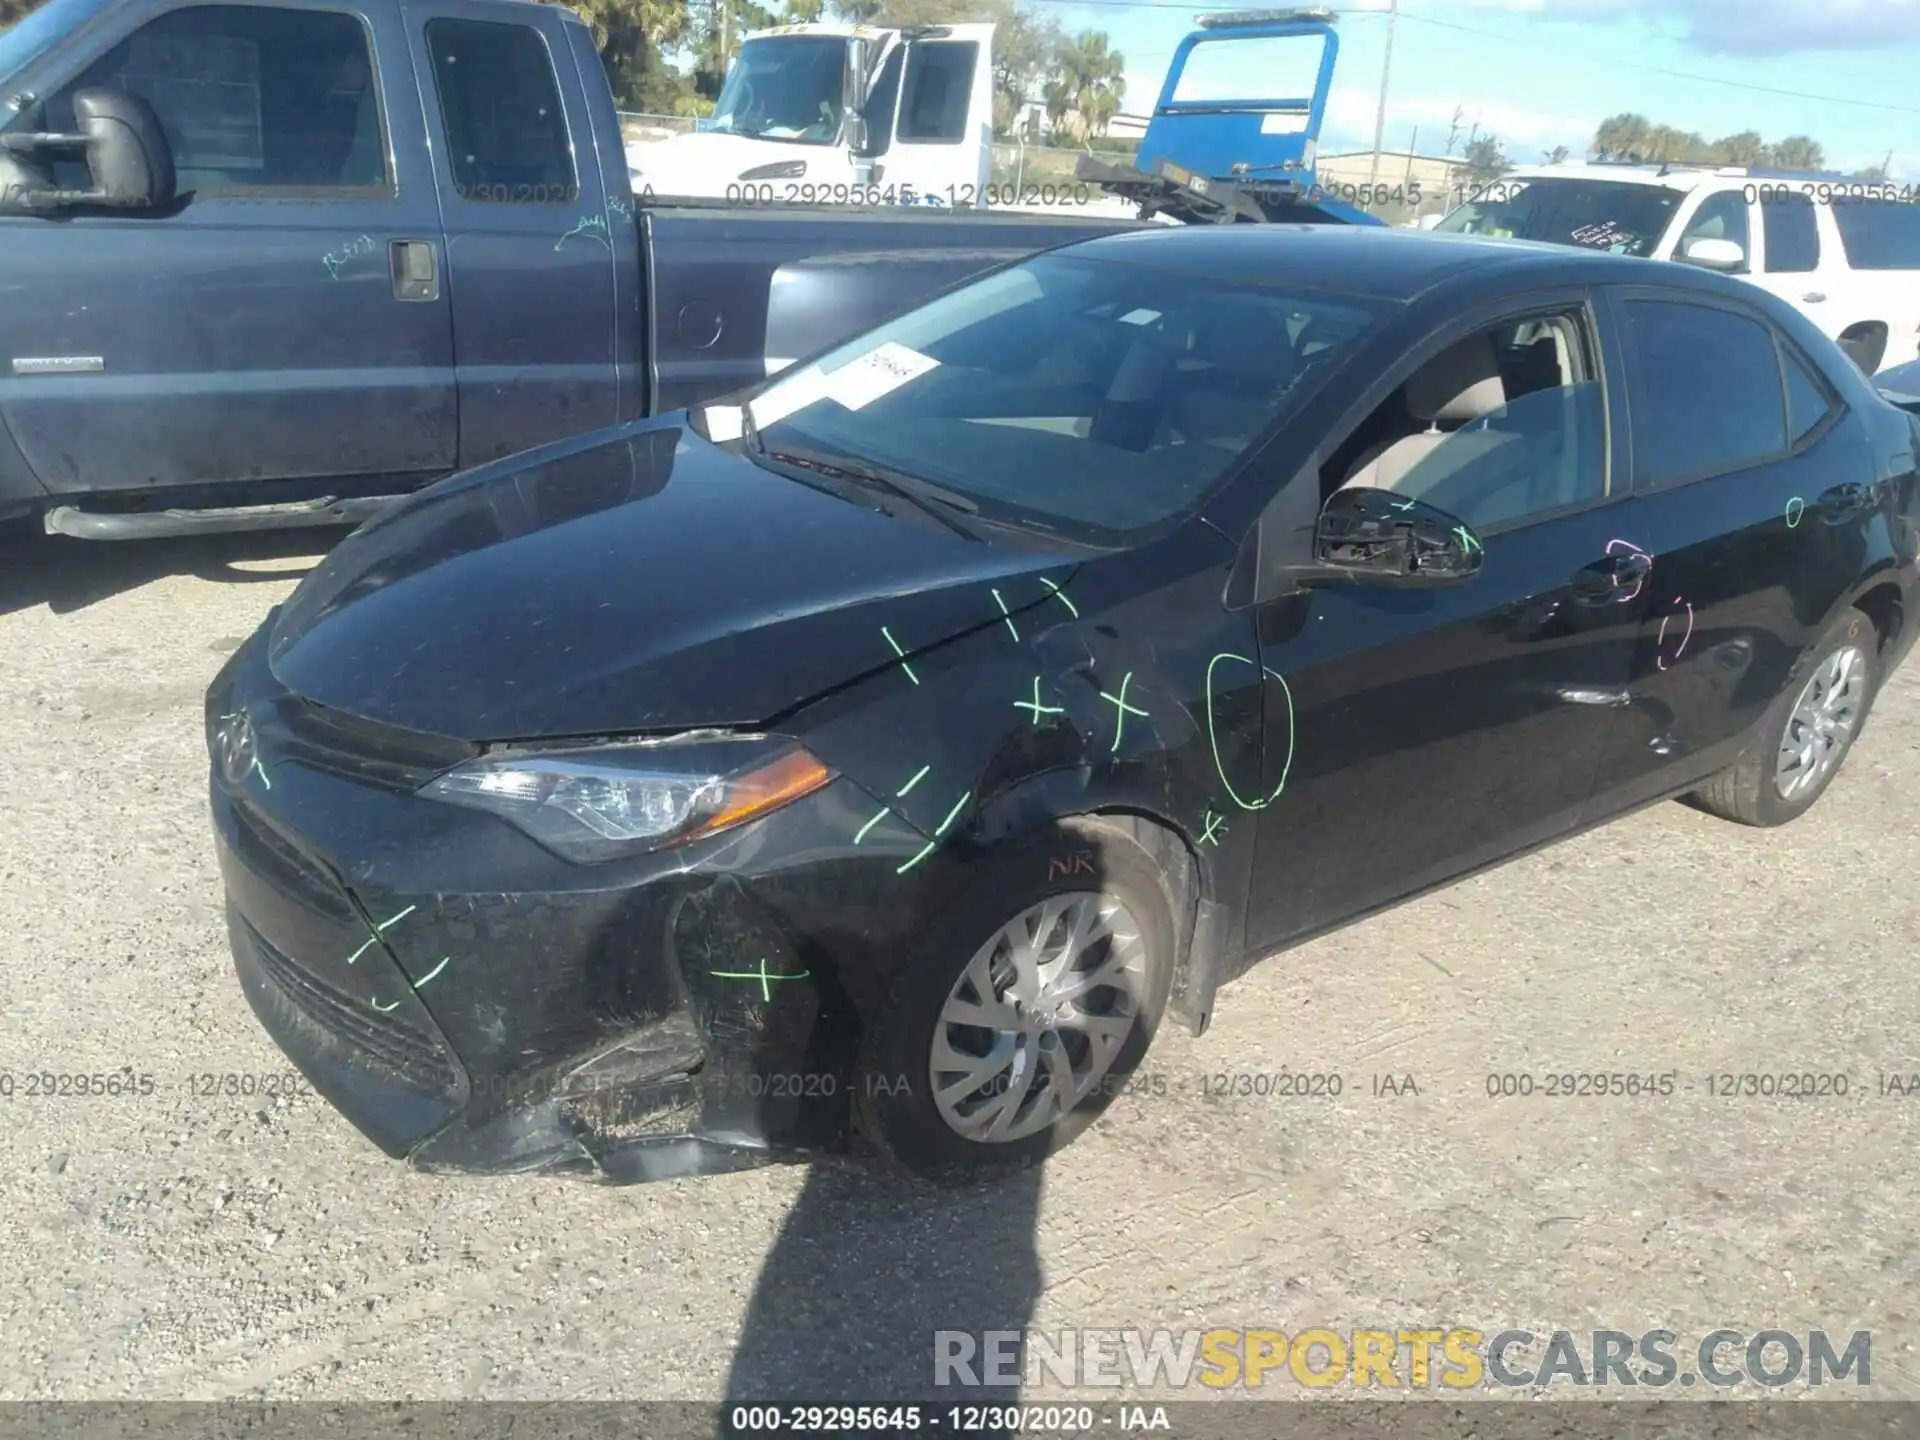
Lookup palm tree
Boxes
[1053,29,1125,143]
[1592,112,1651,162]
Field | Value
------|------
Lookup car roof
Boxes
[1060,223,1658,303]
[1501,162,1861,192]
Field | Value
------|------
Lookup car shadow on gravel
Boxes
[722,1156,1044,1421]
[0,520,351,619]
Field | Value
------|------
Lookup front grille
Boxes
[268,695,476,792]
[243,920,459,1092]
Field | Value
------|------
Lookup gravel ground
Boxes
[1,521,1917,1405]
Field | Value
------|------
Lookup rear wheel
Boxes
[1689,609,1878,826]
[854,819,1175,1179]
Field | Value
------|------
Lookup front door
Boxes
[1242,297,1644,949]
[0,0,456,495]
[885,24,991,205]
[406,0,619,466]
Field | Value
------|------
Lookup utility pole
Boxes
[1367,0,1398,189]
[720,0,730,65]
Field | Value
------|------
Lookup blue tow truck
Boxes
[1078,7,1383,227]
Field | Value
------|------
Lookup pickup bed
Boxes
[0,0,1139,538]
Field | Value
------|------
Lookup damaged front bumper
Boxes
[207,634,935,1182]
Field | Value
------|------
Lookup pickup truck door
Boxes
[0,0,458,496]
[404,0,621,465]
[877,22,992,205]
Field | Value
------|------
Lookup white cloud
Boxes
[1455,0,1920,55]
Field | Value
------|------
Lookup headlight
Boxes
[420,735,830,862]
[738,159,807,181]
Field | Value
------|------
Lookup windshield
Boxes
[737,253,1394,545]
[0,0,112,86]
[707,35,848,143]
[1436,177,1683,257]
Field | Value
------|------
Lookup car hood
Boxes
[266,419,1078,742]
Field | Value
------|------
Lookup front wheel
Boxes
[854,819,1176,1179]
[1688,609,1879,826]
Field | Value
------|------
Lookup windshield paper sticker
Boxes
[819,342,941,412]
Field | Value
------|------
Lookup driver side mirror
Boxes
[842,39,871,154]
[0,88,175,213]
[1311,486,1485,585]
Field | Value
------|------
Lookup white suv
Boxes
[1433,163,1920,373]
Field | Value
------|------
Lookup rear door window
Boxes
[1619,298,1788,487]
[426,17,577,203]
[1781,342,1836,445]
[1831,199,1920,270]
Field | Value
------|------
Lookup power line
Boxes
[1015,0,1920,115]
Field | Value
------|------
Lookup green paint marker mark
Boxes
[1205,652,1296,812]
[1452,524,1483,555]
[710,957,810,1003]
[345,936,377,966]
[854,805,891,844]
[414,955,450,989]
[1098,671,1147,754]
[1039,576,1079,618]
[1786,496,1806,528]
[934,791,970,836]
[1199,811,1226,847]
[1390,497,1416,512]
[992,588,1019,641]
[253,762,272,791]
[371,997,399,1013]
[882,625,919,685]
[1014,676,1066,725]
[346,905,416,966]
[896,840,938,875]
[895,764,930,798]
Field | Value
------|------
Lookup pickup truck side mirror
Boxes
[1310,486,1484,586]
[0,89,176,212]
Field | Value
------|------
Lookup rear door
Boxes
[405,0,619,465]
[1583,286,1878,813]
[0,0,456,495]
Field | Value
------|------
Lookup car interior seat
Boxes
[1339,331,1518,495]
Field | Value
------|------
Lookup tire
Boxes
[854,817,1176,1180]
[1688,609,1879,826]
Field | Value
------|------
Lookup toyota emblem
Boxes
[215,708,258,786]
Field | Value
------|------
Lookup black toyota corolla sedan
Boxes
[207,225,1920,1183]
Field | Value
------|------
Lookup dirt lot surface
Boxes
[1,523,1916,1404]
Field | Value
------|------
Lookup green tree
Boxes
[992,6,1062,138]
[0,0,45,24]
[1591,112,1651,161]
[1709,130,1766,165]
[1462,133,1509,187]
[1769,135,1825,170]
[1050,28,1124,142]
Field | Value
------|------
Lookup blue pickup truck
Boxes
[0,0,1140,539]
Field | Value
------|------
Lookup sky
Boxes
[1021,0,1920,178]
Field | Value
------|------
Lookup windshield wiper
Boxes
[761,443,981,537]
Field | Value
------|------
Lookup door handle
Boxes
[390,239,439,302]
[1815,480,1871,521]
[1802,291,1826,303]
[1569,550,1652,603]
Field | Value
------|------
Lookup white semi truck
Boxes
[628,22,995,205]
